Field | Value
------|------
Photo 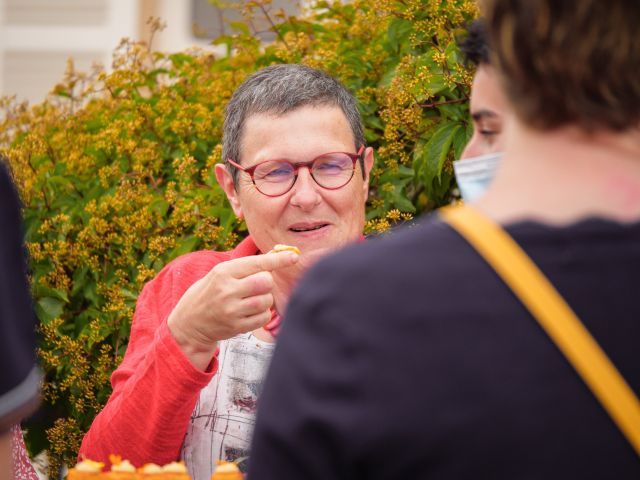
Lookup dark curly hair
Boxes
[457,19,491,67]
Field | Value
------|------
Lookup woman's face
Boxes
[216,104,374,259]
[460,65,508,160]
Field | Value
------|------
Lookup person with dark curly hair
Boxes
[453,19,509,202]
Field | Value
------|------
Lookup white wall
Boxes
[0,0,139,104]
[146,0,214,53]
[0,0,307,105]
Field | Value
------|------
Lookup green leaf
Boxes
[83,281,99,307]
[168,235,200,261]
[392,193,416,213]
[445,42,463,68]
[152,258,165,273]
[378,62,399,88]
[366,208,383,221]
[423,122,462,186]
[36,297,65,323]
[121,288,139,302]
[426,74,448,97]
[365,115,384,131]
[386,17,413,52]
[149,198,170,217]
[207,0,231,7]
[430,173,454,204]
[229,21,250,36]
[452,124,472,160]
[34,285,69,304]
[396,165,415,179]
[168,53,193,66]
[412,137,428,175]
[53,89,71,99]
[437,101,467,122]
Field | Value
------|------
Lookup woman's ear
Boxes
[215,163,243,218]
[362,147,375,200]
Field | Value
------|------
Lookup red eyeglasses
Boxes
[228,146,364,197]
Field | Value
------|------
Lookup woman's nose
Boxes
[289,167,322,210]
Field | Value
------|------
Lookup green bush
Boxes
[0,0,477,474]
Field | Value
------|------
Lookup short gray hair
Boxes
[222,64,366,184]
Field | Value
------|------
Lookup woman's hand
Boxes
[167,250,299,370]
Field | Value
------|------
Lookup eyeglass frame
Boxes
[227,145,366,197]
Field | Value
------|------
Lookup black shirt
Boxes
[249,214,640,479]
[0,162,39,432]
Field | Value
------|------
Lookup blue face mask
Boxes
[453,152,502,202]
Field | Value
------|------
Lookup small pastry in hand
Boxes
[270,244,301,255]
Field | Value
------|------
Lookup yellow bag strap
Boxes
[439,204,640,456]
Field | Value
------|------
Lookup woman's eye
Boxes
[315,155,350,173]
[316,162,343,171]
[480,129,496,137]
[265,168,290,178]
[257,164,292,180]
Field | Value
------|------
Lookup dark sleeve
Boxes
[248,260,368,480]
[0,163,40,432]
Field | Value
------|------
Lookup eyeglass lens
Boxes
[253,153,355,196]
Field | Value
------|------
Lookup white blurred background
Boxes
[0,0,300,104]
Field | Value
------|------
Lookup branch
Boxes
[256,3,291,51]
[417,97,468,109]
